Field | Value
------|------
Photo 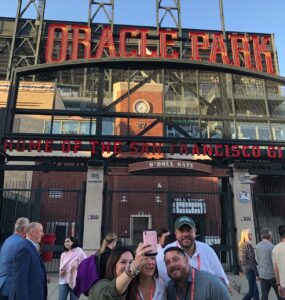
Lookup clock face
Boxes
[133,100,150,113]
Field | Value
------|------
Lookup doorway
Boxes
[130,214,152,246]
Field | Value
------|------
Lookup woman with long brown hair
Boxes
[127,256,166,300]
[88,243,152,300]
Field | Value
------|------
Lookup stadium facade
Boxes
[1,0,285,272]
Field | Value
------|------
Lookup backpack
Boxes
[73,253,101,297]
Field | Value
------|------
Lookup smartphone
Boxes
[143,230,158,256]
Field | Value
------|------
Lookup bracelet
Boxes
[130,262,140,277]
[125,262,140,278]
[125,269,135,278]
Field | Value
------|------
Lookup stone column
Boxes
[82,166,104,256]
[230,169,256,246]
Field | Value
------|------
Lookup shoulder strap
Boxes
[94,253,101,277]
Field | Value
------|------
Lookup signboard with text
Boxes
[172,197,206,214]
[3,139,285,159]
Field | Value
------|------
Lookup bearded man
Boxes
[156,216,229,287]
[164,247,231,300]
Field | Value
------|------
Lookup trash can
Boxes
[41,234,56,262]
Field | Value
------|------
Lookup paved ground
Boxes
[47,273,279,300]
[47,274,88,300]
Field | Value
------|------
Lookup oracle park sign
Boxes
[2,21,284,162]
[45,24,275,74]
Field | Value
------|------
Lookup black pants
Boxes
[0,295,9,300]
[260,277,282,300]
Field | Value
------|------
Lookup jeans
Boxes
[243,270,260,300]
[59,284,78,300]
[260,277,282,300]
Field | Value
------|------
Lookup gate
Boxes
[253,188,285,244]
[103,177,237,272]
[0,182,40,243]
[0,180,86,273]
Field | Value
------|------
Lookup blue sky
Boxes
[1,0,285,76]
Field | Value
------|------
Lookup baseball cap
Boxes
[175,216,196,230]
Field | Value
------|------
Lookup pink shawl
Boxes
[59,247,87,288]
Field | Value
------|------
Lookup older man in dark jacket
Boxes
[9,222,47,300]
[0,218,29,300]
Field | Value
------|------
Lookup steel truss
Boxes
[156,0,181,32]
[156,0,181,58]
[87,0,114,55]
[88,0,114,29]
[6,0,46,80]
[156,0,187,148]
[85,1,114,100]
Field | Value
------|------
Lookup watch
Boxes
[133,99,150,114]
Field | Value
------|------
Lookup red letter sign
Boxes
[159,30,178,59]
[46,24,68,63]
[119,28,139,57]
[71,25,91,60]
[229,34,252,69]
[189,32,209,61]
[209,33,230,65]
[250,35,274,74]
[96,27,117,59]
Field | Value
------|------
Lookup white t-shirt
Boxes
[157,244,162,252]
[156,240,229,285]
[272,242,285,287]
[137,277,166,300]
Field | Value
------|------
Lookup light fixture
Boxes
[155,195,162,203]
[238,174,257,184]
[157,182,163,190]
[120,195,128,203]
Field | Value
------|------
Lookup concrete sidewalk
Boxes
[47,273,279,300]
[227,274,278,300]
[47,275,87,300]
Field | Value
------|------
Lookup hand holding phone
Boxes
[143,230,158,256]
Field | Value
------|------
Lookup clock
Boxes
[133,99,150,113]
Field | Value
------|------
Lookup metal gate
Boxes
[0,180,86,273]
[0,182,40,243]
[103,177,237,272]
[253,189,285,244]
